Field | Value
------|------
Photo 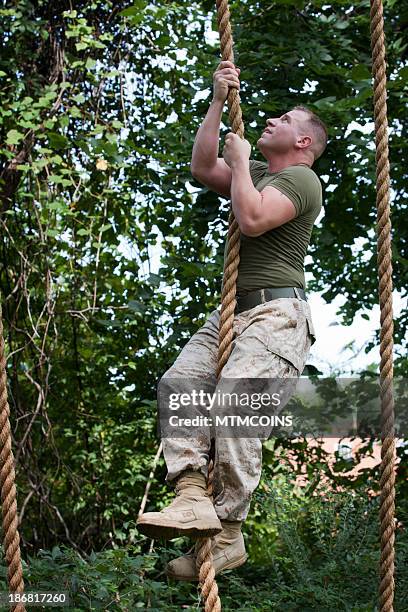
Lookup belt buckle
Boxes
[293,288,301,300]
[260,288,266,303]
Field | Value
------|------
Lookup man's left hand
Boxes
[222,133,251,168]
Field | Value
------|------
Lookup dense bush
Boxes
[1,473,407,611]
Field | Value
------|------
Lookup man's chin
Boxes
[257,138,267,153]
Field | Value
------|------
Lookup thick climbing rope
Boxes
[214,0,244,380]
[195,458,220,611]
[370,0,396,610]
[194,1,244,610]
[0,305,26,612]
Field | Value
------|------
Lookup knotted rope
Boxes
[370,0,396,610]
[0,306,25,612]
[195,1,245,610]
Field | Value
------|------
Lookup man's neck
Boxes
[266,157,312,173]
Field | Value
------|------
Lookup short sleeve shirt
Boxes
[235,161,322,293]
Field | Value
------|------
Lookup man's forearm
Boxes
[191,98,224,173]
[230,160,262,233]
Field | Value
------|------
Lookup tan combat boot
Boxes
[136,470,222,540]
[166,520,247,581]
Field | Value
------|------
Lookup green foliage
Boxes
[224,476,408,611]
[0,474,406,610]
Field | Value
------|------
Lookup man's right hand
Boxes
[213,61,240,103]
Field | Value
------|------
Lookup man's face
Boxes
[257,110,309,156]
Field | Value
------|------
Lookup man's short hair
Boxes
[291,105,328,161]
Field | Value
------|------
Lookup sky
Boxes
[305,289,405,375]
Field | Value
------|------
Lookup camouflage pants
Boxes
[160,298,315,521]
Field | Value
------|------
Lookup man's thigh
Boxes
[163,309,220,380]
[160,311,221,477]
[222,298,312,378]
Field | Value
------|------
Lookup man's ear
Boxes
[297,135,312,149]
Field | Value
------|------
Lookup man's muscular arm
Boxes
[223,134,296,237]
[231,162,296,237]
[190,61,240,198]
[191,63,296,236]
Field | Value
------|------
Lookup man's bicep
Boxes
[252,186,297,235]
[191,158,232,198]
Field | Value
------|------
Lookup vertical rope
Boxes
[370,1,396,610]
[195,1,245,610]
[215,0,244,379]
[195,459,220,612]
[0,305,26,612]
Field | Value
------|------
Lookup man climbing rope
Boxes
[137,60,328,580]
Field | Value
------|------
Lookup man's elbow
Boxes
[190,163,206,181]
[239,217,264,238]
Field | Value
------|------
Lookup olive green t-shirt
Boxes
[235,161,322,294]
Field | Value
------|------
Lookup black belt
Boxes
[235,287,307,315]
